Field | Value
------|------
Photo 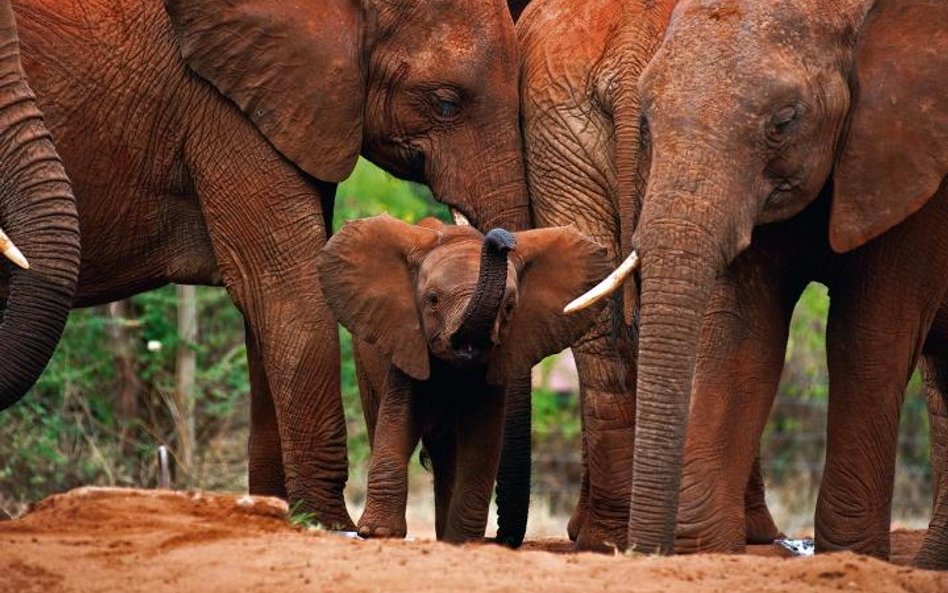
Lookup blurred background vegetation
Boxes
[0,159,932,535]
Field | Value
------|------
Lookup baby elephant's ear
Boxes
[488,227,610,385]
[318,215,441,380]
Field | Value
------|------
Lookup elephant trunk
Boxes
[626,157,750,554]
[0,3,81,410]
[494,373,531,547]
[450,229,516,360]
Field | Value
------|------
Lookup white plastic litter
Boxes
[775,538,816,557]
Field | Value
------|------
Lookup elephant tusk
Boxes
[0,228,29,269]
[564,250,639,314]
[451,208,471,226]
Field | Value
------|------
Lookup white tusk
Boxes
[451,209,471,226]
[564,250,639,314]
[0,228,29,269]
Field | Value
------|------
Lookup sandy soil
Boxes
[0,488,944,593]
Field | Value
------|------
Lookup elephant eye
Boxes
[429,88,463,122]
[424,291,440,308]
[767,104,800,144]
[503,297,515,315]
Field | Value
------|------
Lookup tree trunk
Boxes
[174,284,197,483]
[107,299,140,455]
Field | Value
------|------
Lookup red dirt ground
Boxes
[0,488,944,593]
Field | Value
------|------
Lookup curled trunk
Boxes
[451,229,516,356]
[0,1,81,410]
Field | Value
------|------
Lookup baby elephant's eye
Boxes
[424,292,439,308]
[503,299,515,315]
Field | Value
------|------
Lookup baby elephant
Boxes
[318,215,608,542]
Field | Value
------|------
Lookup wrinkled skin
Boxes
[0,0,79,410]
[516,0,673,552]
[518,0,783,552]
[625,0,948,560]
[318,215,608,542]
[11,0,529,529]
[920,308,948,569]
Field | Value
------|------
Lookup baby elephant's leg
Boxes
[358,369,422,538]
[444,384,507,543]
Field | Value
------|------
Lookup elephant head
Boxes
[163,0,529,232]
[571,0,948,553]
[0,0,81,410]
[317,215,609,384]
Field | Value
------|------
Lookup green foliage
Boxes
[334,158,450,228]
[287,499,319,529]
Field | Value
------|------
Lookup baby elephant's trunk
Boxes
[450,229,516,361]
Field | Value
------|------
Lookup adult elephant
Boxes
[0,0,80,410]
[918,308,948,568]
[10,0,529,530]
[573,0,948,558]
[516,0,783,551]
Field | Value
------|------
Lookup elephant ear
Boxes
[164,0,364,183]
[487,227,610,385]
[318,215,442,380]
[829,0,948,253]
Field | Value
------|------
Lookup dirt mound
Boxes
[1,488,945,593]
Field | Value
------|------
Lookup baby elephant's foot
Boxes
[357,514,407,539]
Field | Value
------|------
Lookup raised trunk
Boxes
[0,2,80,410]
[627,162,748,554]
[451,229,516,357]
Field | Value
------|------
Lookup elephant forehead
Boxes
[418,243,482,284]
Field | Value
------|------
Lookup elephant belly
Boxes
[14,0,221,305]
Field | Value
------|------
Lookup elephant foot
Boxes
[316,502,357,532]
[494,530,524,548]
[913,531,948,570]
[356,515,407,539]
[744,504,783,545]
[567,504,586,542]
[675,518,745,555]
[288,497,356,532]
[573,515,628,553]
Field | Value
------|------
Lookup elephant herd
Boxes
[0,0,945,572]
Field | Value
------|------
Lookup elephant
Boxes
[0,0,80,410]
[571,0,948,560]
[7,0,530,529]
[516,0,784,552]
[317,215,608,542]
[918,308,948,568]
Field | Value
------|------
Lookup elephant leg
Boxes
[819,299,923,558]
[914,353,948,569]
[819,186,948,559]
[744,454,782,544]
[571,304,637,552]
[192,128,352,530]
[246,319,286,498]
[445,384,507,543]
[353,338,389,447]
[676,252,802,554]
[422,429,458,540]
[358,369,421,539]
[495,374,532,547]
